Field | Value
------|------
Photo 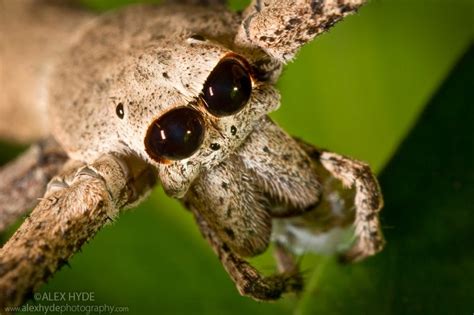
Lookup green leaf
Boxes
[297,46,474,315]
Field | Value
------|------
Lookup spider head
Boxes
[119,35,280,197]
[144,55,252,161]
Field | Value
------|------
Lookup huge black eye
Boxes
[145,107,205,161]
[202,58,252,117]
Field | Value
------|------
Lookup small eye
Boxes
[116,103,125,119]
[202,58,252,117]
[145,107,205,161]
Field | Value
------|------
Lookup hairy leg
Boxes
[238,117,321,216]
[236,0,365,62]
[183,156,272,257]
[0,138,68,233]
[192,210,303,301]
[0,154,156,309]
[184,116,322,257]
[297,139,385,262]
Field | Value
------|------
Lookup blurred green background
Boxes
[1,0,473,314]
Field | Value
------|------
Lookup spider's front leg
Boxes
[236,0,365,62]
[182,117,321,299]
[0,154,156,308]
[192,209,303,301]
[297,139,385,262]
[183,156,273,258]
[237,118,384,263]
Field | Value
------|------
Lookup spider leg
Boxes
[237,117,321,216]
[185,116,321,257]
[296,139,385,263]
[192,209,303,301]
[236,0,365,62]
[0,138,68,233]
[183,156,272,257]
[0,154,156,309]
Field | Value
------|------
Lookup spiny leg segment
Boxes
[297,139,385,262]
[192,209,303,301]
[0,154,156,309]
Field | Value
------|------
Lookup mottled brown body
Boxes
[0,0,384,308]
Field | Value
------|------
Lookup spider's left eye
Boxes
[202,58,252,117]
[145,107,205,161]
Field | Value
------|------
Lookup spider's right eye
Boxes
[202,58,252,117]
[145,107,205,161]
